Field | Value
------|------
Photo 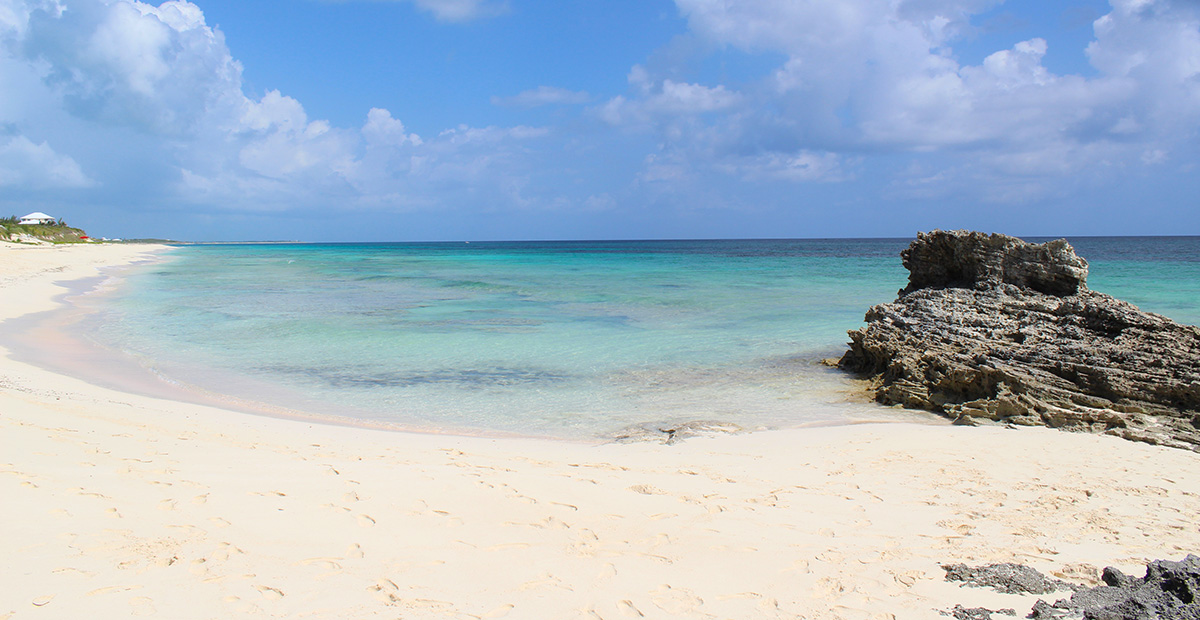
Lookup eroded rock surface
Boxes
[943,562,1079,596]
[839,230,1200,451]
[945,557,1200,619]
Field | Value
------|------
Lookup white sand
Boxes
[2,242,1198,619]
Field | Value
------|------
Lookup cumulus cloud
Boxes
[0,135,92,187]
[491,86,592,108]
[596,0,1200,199]
[362,108,422,147]
[3,0,1198,236]
[16,0,244,134]
[0,0,558,217]
[597,68,744,127]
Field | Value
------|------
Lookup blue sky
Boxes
[1,0,1197,241]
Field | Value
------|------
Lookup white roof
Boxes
[21,212,54,219]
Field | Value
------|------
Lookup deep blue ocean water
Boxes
[81,237,1200,439]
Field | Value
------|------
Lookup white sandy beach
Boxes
[2,242,1198,619]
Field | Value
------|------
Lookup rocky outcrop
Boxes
[901,229,1088,296]
[1030,555,1200,619]
[942,562,1079,596]
[839,230,1200,451]
[942,557,1200,619]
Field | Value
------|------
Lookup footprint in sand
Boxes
[650,585,702,615]
[368,579,399,604]
[211,543,245,561]
[189,558,209,576]
[52,566,94,578]
[345,543,365,559]
[254,585,285,600]
[297,558,343,571]
[31,595,54,607]
[482,604,515,618]
[87,585,143,596]
[129,596,156,616]
[596,563,617,581]
[535,516,570,530]
[192,494,209,505]
[891,570,922,587]
[157,499,177,511]
[487,542,530,552]
[357,514,376,527]
[616,600,645,617]
[208,517,231,528]
[629,484,668,496]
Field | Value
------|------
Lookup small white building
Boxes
[18,212,57,225]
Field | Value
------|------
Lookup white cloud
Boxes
[409,0,506,21]
[330,0,505,22]
[593,0,1200,201]
[491,86,591,108]
[656,80,742,113]
[3,0,1198,235]
[721,151,850,183]
[363,108,422,147]
[0,135,92,187]
[597,74,744,126]
[89,2,171,96]
[0,0,563,216]
[238,90,307,133]
[438,124,549,144]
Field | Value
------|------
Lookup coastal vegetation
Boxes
[0,215,90,244]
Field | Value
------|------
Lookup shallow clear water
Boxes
[83,237,1200,439]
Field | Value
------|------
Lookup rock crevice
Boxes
[839,230,1200,450]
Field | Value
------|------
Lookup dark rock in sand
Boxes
[942,562,1078,595]
[944,557,1200,619]
[940,605,1017,620]
[839,230,1200,451]
[1028,555,1200,619]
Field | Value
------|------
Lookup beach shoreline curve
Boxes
[2,242,1198,619]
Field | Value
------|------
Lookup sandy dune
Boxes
[2,242,1198,619]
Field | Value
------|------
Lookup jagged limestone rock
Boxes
[840,230,1200,451]
[1029,555,1200,619]
[944,557,1200,619]
[900,230,1089,296]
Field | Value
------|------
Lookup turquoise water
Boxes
[83,237,1200,439]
